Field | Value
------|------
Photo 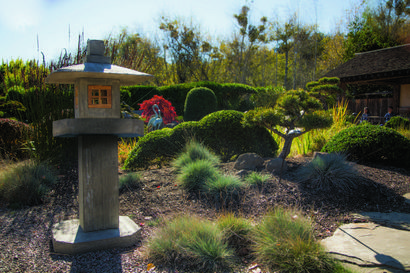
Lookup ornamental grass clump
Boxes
[296,153,359,193]
[205,175,244,208]
[216,213,253,256]
[176,159,220,194]
[119,172,142,193]
[245,172,270,189]
[145,215,233,272]
[252,207,337,273]
[0,160,57,207]
[172,141,220,173]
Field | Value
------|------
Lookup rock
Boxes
[164,122,178,129]
[235,170,248,177]
[313,152,328,160]
[322,222,410,272]
[351,212,410,231]
[265,158,287,173]
[234,153,264,170]
[404,193,410,205]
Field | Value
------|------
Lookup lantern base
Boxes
[52,216,140,255]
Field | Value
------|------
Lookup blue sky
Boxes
[0,0,361,63]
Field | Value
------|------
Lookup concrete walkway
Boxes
[322,211,410,273]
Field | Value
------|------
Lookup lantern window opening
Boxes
[88,85,112,108]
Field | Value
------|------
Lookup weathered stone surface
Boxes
[53,118,144,137]
[404,193,410,205]
[313,151,328,160]
[322,222,410,272]
[265,158,287,173]
[351,212,410,231]
[234,153,264,170]
[235,170,249,177]
[52,216,141,255]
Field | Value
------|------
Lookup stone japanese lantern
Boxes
[46,40,152,254]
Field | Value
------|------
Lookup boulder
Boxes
[234,153,264,170]
[313,151,328,160]
[265,157,287,173]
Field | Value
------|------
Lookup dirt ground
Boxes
[0,157,409,272]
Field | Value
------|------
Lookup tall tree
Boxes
[223,5,267,84]
[343,0,410,60]
[270,15,297,89]
[159,17,214,83]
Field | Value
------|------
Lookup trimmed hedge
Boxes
[184,87,217,121]
[322,124,410,166]
[124,110,278,169]
[385,116,410,130]
[120,82,257,116]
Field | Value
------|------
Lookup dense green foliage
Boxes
[385,116,410,129]
[121,82,256,115]
[124,110,278,169]
[184,87,217,121]
[252,208,338,273]
[0,161,57,208]
[296,153,359,192]
[0,118,32,160]
[146,215,233,272]
[306,77,343,109]
[322,124,410,165]
[244,90,333,159]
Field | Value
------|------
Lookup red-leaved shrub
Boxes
[139,95,177,124]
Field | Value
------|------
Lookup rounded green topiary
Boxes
[198,110,278,161]
[385,116,410,130]
[184,87,217,121]
[322,124,410,166]
[124,128,175,170]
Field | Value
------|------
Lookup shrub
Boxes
[176,160,220,194]
[0,118,32,160]
[124,128,175,170]
[216,213,253,256]
[145,215,233,272]
[296,153,359,192]
[206,175,244,207]
[172,141,220,173]
[124,110,278,169]
[119,172,142,193]
[138,95,177,124]
[385,116,410,130]
[184,87,218,121]
[199,110,278,161]
[252,207,337,273]
[322,124,410,166]
[0,161,57,207]
[245,172,270,189]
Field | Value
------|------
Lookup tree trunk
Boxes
[279,135,294,159]
[284,51,289,89]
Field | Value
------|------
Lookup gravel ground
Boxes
[0,157,409,272]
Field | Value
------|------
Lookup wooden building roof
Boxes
[324,44,410,84]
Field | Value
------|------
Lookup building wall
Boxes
[400,84,410,108]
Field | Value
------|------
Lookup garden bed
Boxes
[0,157,409,272]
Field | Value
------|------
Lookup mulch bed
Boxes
[0,157,409,272]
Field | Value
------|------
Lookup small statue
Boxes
[147,104,163,132]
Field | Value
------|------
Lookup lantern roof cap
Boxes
[46,39,152,85]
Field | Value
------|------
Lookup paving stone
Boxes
[322,222,410,272]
